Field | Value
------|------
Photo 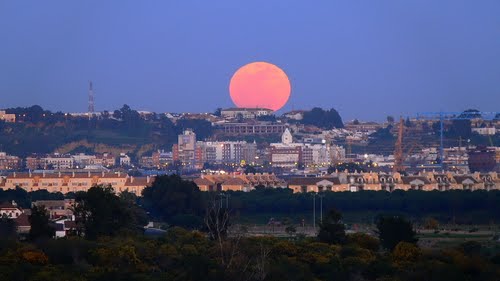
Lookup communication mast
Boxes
[88,81,95,120]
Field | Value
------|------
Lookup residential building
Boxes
[0,171,154,196]
[173,129,198,168]
[97,153,116,167]
[269,128,341,167]
[0,201,23,218]
[32,199,75,219]
[283,110,305,120]
[221,108,273,119]
[468,146,496,172]
[0,110,16,122]
[0,152,21,170]
[193,173,286,192]
[217,122,286,135]
[472,127,496,135]
[26,153,75,170]
[119,153,131,166]
[197,141,257,165]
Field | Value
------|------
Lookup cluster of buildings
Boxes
[0,152,133,171]
[0,171,153,195]
[26,152,126,170]
[172,129,258,169]
[0,199,77,238]
[192,170,499,193]
[270,128,345,168]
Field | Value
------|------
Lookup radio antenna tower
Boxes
[88,81,95,120]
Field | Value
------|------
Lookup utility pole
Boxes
[312,193,317,230]
[319,193,325,223]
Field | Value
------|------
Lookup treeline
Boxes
[222,188,500,224]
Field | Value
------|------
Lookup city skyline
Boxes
[1,1,500,121]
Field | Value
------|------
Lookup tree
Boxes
[302,107,344,129]
[204,200,230,241]
[376,215,417,251]
[405,117,412,127]
[387,116,395,123]
[214,107,222,117]
[0,218,16,238]
[328,162,365,173]
[317,209,346,244]
[244,165,257,174]
[142,175,204,228]
[29,205,55,240]
[392,241,421,267]
[347,233,380,251]
[73,185,143,239]
[424,217,439,230]
[101,110,110,119]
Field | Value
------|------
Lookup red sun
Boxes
[229,62,291,111]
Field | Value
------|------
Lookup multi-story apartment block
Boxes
[119,153,131,166]
[173,129,198,168]
[0,152,22,170]
[0,171,153,195]
[26,153,74,170]
[221,108,273,119]
[72,153,99,168]
[197,141,257,165]
[97,153,116,167]
[217,122,286,135]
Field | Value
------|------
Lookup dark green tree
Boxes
[29,205,55,240]
[302,107,344,129]
[213,107,222,117]
[328,162,365,173]
[142,175,204,228]
[244,165,257,174]
[73,185,143,239]
[376,215,417,251]
[317,209,346,244]
[0,218,17,238]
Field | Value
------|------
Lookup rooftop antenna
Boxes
[88,81,95,120]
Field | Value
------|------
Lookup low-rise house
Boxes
[193,173,286,192]
[287,177,341,193]
[14,213,30,234]
[32,199,75,219]
[0,201,23,218]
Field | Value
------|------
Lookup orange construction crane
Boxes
[393,118,405,172]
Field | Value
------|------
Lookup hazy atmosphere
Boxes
[1,1,500,120]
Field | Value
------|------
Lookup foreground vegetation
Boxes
[0,175,499,280]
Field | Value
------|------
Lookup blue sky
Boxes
[1,1,499,120]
